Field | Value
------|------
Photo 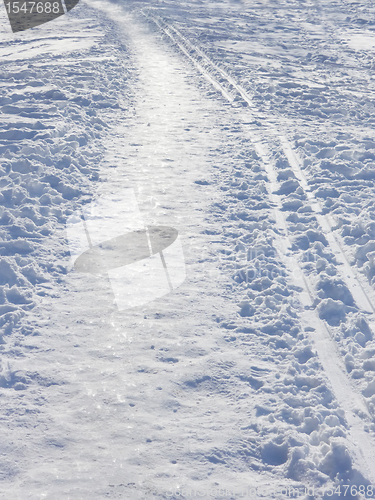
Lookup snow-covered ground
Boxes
[1,0,375,498]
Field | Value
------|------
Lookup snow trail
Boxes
[144,9,375,485]
[1,2,286,496]
[2,0,375,496]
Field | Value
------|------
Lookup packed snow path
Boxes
[1,0,375,498]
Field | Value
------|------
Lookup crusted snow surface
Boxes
[1,0,375,498]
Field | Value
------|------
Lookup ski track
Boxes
[143,8,375,485]
[254,139,375,486]
[280,138,375,318]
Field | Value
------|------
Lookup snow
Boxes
[1,0,375,497]
[346,34,375,51]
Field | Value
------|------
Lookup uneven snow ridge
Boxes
[0,10,131,335]
[1,0,375,498]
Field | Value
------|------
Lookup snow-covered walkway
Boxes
[1,0,375,498]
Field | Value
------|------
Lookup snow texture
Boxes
[1,0,375,498]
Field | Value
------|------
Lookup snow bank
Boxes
[0,8,131,336]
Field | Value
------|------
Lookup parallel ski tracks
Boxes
[142,10,375,483]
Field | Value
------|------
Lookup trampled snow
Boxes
[1,0,375,498]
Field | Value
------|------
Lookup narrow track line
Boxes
[149,16,235,104]
[165,24,257,109]
[280,137,375,319]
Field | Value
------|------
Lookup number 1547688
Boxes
[5,1,62,14]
